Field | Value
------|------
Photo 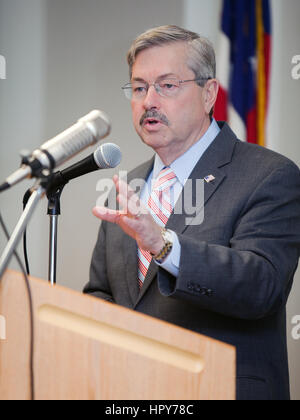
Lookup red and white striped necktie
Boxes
[138,167,177,289]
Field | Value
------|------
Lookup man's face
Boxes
[130,42,212,163]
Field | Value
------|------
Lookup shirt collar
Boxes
[152,118,220,186]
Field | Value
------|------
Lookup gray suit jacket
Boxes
[84,122,300,400]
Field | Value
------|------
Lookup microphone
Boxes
[0,110,111,192]
[46,143,122,194]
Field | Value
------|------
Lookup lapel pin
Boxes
[204,175,216,184]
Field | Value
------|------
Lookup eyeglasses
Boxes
[122,77,211,100]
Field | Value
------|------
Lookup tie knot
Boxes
[153,167,177,192]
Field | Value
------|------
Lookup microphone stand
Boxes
[21,181,67,285]
[47,185,65,285]
[0,180,47,279]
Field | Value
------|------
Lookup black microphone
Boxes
[46,142,122,194]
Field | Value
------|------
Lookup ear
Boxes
[203,79,219,115]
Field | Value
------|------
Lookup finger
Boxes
[116,194,129,214]
[117,192,148,218]
[93,207,125,224]
[117,194,138,216]
[116,177,136,201]
[112,174,119,187]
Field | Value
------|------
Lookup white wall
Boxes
[0,0,183,285]
[0,0,48,274]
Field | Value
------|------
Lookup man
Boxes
[84,26,300,400]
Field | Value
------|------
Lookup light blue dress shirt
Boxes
[140,119,221,277]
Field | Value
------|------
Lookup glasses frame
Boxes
[122,77,212,100]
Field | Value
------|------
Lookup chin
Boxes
[140,133,169,149]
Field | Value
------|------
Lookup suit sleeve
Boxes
[158,161,300,320]
[83,220,115,303]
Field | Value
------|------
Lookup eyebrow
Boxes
[131,73,180,82]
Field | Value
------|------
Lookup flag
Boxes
[204,175,216,184]
[214,0,272,146]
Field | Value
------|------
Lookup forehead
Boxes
[131,42,193,81]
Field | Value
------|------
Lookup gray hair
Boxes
[127,25,216,87]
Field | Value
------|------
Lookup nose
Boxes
[142,84,161,110]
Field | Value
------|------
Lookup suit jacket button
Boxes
[195,285,202,293]
[187,282,194,291]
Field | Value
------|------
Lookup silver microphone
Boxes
[0,110,111,192]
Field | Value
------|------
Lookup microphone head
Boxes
[78,110,111,142]
[94,143,122,169]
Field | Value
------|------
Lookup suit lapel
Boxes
[134,123,237,307]
[167,168,226,235]
[168,122,237,234]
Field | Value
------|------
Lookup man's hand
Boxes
[93,175,164,255]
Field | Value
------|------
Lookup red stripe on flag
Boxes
[246,107,257,144]
[214,86,228,121]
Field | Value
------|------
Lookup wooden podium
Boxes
[0,270,236,400]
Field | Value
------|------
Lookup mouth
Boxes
[140,112,169,130]
[142,118,166,132]
[143,118,162,126]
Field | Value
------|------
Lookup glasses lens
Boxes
[158,79,181,97]
[122,85,133,100]
[131,82,148,99]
